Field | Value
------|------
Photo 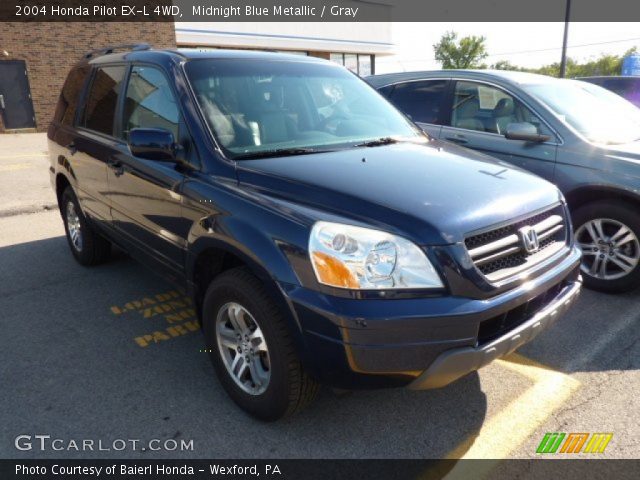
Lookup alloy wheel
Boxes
[215,302,271,395]
[575,218,640,280]
[66,202,83,252]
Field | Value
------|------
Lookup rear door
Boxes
[72,64,128,221]
[107,64,196,272]
[439,80,559,181]
[381,79,450,138]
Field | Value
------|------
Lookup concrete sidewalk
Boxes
[0,133,56,217]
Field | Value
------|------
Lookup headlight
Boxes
[309,221,444,290]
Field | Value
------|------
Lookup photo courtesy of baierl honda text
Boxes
[0,1,639,479]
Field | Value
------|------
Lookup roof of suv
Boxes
[84,47,329,66]
[366,69,559,88]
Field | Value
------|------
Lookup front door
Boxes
[107,65,190,272]
[0,60,36,129]
[440,80,558,182]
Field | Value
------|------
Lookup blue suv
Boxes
[49,47,581,420]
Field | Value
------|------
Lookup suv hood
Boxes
[236,141,562,245]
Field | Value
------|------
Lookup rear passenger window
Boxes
[387,80,448,124]
[81,66,126,136]
[53,65,90,126]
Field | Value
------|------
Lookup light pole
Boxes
[559,0,572,78]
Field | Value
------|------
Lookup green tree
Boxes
[433,31,488,69]
[491,60,525,71]
[490,47,640,77]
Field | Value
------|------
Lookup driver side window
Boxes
[122,65,200,167]
[451,81,552,137]
[123,66,180,139]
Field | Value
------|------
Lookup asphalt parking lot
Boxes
[1,134,638,464]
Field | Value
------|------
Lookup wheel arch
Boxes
[188,234,303,327]
[564,185,640,214]
[55,172,72,210]
[187,235,314,370]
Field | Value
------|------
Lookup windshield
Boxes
[184,58,424,158]
[523,79,640,145]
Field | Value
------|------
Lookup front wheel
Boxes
[202,268,319,421]
[573,201,640,293]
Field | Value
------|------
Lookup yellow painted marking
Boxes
[0,153,47,159]
[110,290,183,316]
[442,353,580,479]
[111,291,198,347]
[134,320,199,347]
[0,163,33,172]
[165,308,196,324]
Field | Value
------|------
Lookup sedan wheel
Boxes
[576,218,640,281]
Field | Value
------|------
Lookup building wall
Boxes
[176,22,393,56]
[0,22,176,133]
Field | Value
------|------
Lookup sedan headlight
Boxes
[309,221,444,290]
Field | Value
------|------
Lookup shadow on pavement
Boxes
[1,236,487,460]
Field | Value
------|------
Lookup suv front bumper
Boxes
[280,245,582,389]
[408,277,580,389]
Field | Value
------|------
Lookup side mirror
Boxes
[504,122,551,143]
[128,128,176,161]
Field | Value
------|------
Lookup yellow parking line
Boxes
[0,163,34,172]
[442,353,580,479]
[0,153,47,159]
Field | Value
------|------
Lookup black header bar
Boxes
[1,459,639,480]
[1,0,640,22]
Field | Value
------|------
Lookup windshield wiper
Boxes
[233,147,323,160]
[354,137,401,148]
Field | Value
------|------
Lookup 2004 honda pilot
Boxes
[48,46,582,420]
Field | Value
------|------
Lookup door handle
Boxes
[107,160,125,177]
[445,135,468,144]
[0,95,5,109]
[67,142,77,155]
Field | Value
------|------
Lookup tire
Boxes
[60,186,111,266]
[573,200,640,293]
[202,267,319,421]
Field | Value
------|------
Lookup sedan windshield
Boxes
[524,79,640,145]
[185,58,424,158]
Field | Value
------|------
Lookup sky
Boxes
[376,22,640,74]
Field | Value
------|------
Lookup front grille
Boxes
[477,280,566,345]
[465,205,568,282]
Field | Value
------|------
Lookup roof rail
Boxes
[83,43,151,60]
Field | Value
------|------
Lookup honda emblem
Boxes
[518,226,540,253]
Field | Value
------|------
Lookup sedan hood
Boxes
[236,141,562,245]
